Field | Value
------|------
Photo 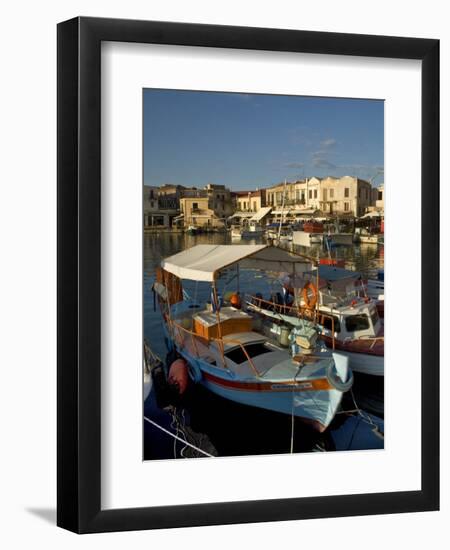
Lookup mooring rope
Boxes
[144,415,214,458]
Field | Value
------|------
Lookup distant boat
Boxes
[232,221,265,239]
[154,244,353,432]
[354,228,383,244]
[241,221,265,238]
[265,223,293,242]
[186,225,202,235]
[293,230,323,247]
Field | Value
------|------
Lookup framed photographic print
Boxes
[57,17,439,533]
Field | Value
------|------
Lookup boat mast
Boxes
[277,179,287,244]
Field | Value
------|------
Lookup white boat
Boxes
[354,228,382,244]
[230,221,265,239]
[241,221,265,238]
[143,339,162,401]
[154,244,353,432]
[230,225,242,239]
[292,231,323,247]
[246,265,384,376]
[366,269,384,317]
[265,226,293,242]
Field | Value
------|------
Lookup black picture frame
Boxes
[57,16,439,533]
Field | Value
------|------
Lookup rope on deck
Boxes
[144,415,214,458]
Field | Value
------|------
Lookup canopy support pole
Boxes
[212,280,225,366]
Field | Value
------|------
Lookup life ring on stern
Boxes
[302,281,318,310]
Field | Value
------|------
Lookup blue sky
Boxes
[143,89,384,191]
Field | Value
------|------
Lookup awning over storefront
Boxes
[292,208,322,216]
[250,206,272,221]
[360,211,383,219]
[228,212,254,219]
[271,209,292,216]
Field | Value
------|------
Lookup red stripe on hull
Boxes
[321,335,384,356]
[202,371,332,392]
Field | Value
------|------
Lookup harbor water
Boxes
[144,232,384,459]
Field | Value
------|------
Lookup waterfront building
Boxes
[204,183,234,218]
[265,176,372,217]
[318,176,372,217]
[177,183,234,228]
[375,183,384,210]
[235,189,267,212]
[179,196,222,228]
[143,185,178,227]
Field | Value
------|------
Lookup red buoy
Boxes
[168,358,189,395]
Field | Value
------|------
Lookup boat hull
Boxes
[320,338,383,376]
[174,349,345,432]
[201,373,343,431]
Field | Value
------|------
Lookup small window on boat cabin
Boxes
[345,314,370,332]
[224,342,272,364]
[321,315,341,333]
[370,307,379,327]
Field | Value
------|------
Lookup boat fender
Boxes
[326,358,354,393]
[230,292,242,309]
[186,360,202,383]
[167,358,189,394]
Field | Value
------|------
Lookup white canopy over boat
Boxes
[161,244,311,282]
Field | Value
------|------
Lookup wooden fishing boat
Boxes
[153,244,353,432]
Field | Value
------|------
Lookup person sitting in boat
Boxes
[281,275,295,307]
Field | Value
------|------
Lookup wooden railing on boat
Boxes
[167,318,262,378]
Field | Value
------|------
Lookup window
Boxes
[345,314,370,331]
[330,188,334,198]
[314,190,318,199]
[253,201,257,211]
[192,202,198,210]
[309,190,312,199]
[358,188,361,198]
[344,202,349,212]
[378,190,383,200]
[321,315,341,333]
[370,307,379,327]
[225,343,272,364]
[344,187,349,198]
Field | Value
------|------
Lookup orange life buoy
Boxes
[302,282,318,310]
